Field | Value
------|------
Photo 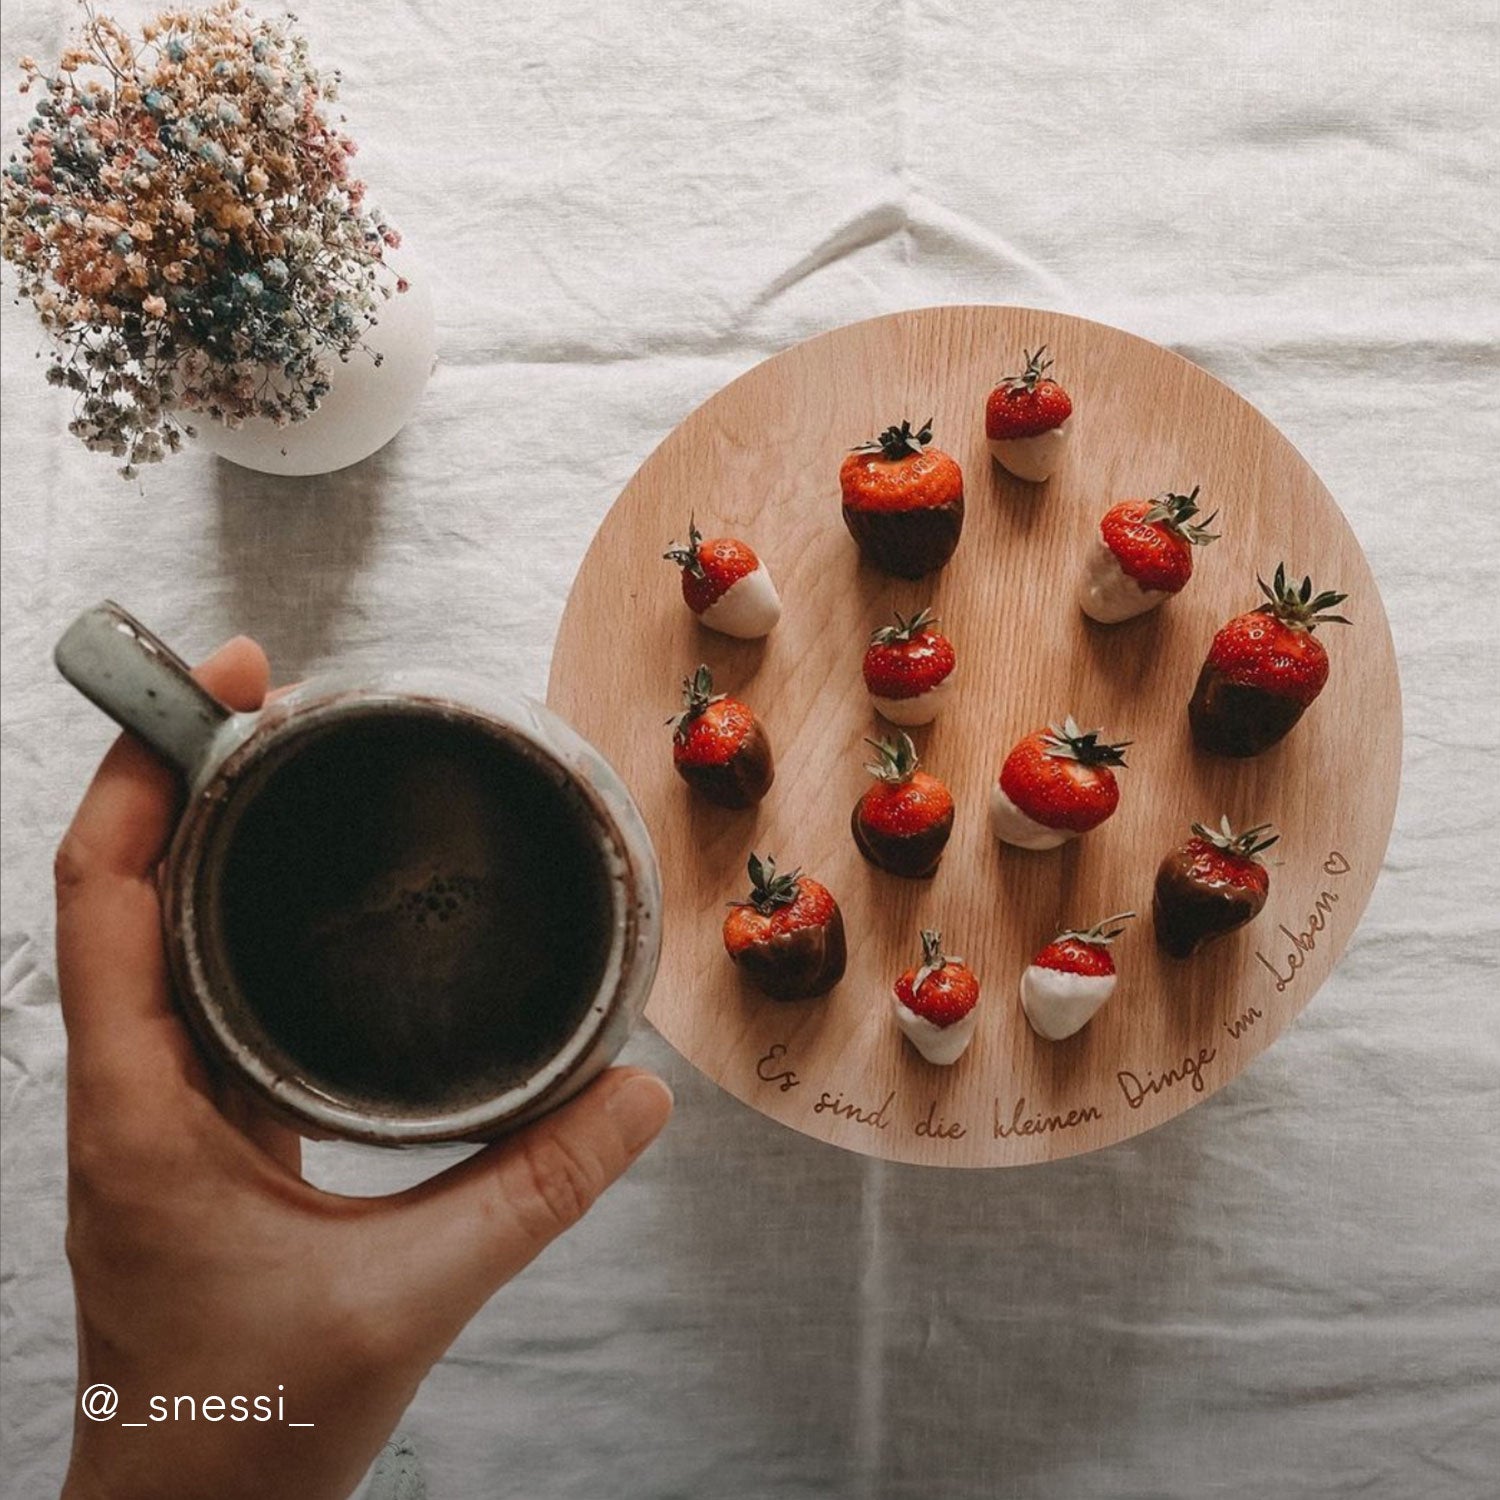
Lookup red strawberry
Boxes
[722,853,847,1000]
[893,929,980,1064]
[1189,564,1351,756]
[1020,912,1135,1040]
[851,733,954,879]
[861,608,957,725]
[990,717,1130,850]
[1154,818,1278,958]
[985,346,1073,482]
[663,515,781,639]
[1080,488,1220,623]
[840,418,965,578]
[670,664,774,808]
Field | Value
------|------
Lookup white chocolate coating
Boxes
[988,783,1075,850]
[987,423,1069,483]
[870,668,956,726]
[1078,537,1169,624]
[696,563,781,639]
[894,997,978,1065]
[1020,965,1117,1041]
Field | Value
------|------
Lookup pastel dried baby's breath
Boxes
[1,0,401,477]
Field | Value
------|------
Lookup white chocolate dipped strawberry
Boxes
[1079,487,1219,624]
[984,346,1072,482]
[989,717,1130,851]
[663,515,781,638]
[861,608,956,726]
[893,929,980,1066]
[1020,912,1135,1041]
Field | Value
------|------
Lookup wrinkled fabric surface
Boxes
[3,2,1498,1496]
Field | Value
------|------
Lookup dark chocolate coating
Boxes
[676,719,775,808]
[1189,662,1308,757]
[851,800,954,879]
[1152,849,1268,958]
[842,496,964,579]
[735,904,848,1000]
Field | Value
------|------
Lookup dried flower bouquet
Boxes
[2,1,402,476]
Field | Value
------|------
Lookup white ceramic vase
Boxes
[193,246,436,477]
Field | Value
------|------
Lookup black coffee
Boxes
[208,710,616,1112]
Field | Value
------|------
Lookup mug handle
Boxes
[54,602,233,778]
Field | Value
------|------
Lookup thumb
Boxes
[380,1068,672,1340]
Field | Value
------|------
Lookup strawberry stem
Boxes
[869,607,938,646]
[735,852,802,914]
[1190,815,1280,861]
[1001,346,1054,393]
[668,663,725,733]
[912,926,964,993]
[662,514,706,577]
[1257,562,1351,630]
[852,418,934,462]
[863,732,920,784]
[1142,485,1220,546]
[1056,911,1137,945]
[1041,715,1131,768]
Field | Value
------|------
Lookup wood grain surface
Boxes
[547,306,1401,1167]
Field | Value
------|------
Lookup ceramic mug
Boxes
[54,602,662,1145]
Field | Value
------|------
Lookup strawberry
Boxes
[985,346,1073,482]
[670,664,774,808]
[861,608,957,725]
[722,853,847,1000]
[1189,564,1350,756]
[1079,488,1220,623]
[1020,912,1135,1041]
[663,514,781,639]
[840,418,965,578]
[851,733,954,879]
[893,929,981,1065]
[990,717,1130,850]
[1153,817,1278,958]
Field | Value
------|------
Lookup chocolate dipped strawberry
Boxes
[670,664,773,808]
[723,853,847,1000]
[985,346,1072,482]
[663,514,781,639]
[1079,487,1220,623]
[862,608,956,725]
[893,929,980,1065]
[840,418,964,578]
[851,733,954,879]
[1153,817,1278,959]
[989,717,1130,850]
[1020,912,1135,1041]
[1189,564,1350,757]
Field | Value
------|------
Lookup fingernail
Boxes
[606,1073,674,1154]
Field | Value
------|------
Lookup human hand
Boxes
[56,636,674,1500]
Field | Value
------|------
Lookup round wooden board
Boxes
[548,306,1401,1167]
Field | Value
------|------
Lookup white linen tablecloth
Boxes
[3,2,1497,1495]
